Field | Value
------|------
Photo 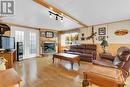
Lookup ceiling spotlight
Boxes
[49,13,52,18]
[61,17,63,22]
[56,15,58,20]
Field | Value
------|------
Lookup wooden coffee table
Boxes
[53,53,80,69]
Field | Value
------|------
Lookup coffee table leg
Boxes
[71,62,74,69]
[78,61,80,66]
[52,57,55,63]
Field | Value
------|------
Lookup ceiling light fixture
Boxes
[49,11,63,22]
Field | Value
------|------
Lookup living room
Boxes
[0,0,130,87]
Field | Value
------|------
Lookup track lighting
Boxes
[49,11,63,22]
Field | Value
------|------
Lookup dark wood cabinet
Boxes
[0,51,16,69]
[16,42,23,61]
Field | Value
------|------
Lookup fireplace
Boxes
[43,42,56,53]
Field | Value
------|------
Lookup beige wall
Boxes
[79,20,130,55]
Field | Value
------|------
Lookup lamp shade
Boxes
[0,23,10,34]
[100,39,108,47]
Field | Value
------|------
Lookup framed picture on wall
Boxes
[45,31,54,38]
[98,36,106,41]
[40,32,45,37]
[98,27,106,35]
[81,33,85,41]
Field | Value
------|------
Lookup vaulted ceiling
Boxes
[1,0,130,30]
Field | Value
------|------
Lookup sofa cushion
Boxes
[76,49,85,53]
[70,45,78,49]
[86,44,97,50]
[85,50,93,54]
[93,59,117,68]
[67,52,82,55]
[80,53,93,58]
[77,44,86,49]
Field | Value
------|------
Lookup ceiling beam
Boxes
[33,0,88,27]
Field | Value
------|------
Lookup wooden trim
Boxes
[33,0,88,27]
[91,19,130,26]
[0,21,40,30]
[59,27,85,32]
[59,28,80,34]
[39,28,59,32]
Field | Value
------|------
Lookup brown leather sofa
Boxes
[64,44,97,62]
[82,52,130,87]
[93,47,130,68]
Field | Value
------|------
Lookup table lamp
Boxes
[100,37,108,53]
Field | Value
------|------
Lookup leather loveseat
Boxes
[93,47,130,68]
[64,44,97,62]
[82,50,130,87]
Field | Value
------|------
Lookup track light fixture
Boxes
[49,11,63,22]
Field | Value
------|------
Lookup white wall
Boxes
[107,21,130,44]
[79,20,130,44]
[79,27,93,44]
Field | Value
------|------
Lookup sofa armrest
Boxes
[99,53,115,61]
[92,60,118,68]
[92,51,97,60]
[64,49,70,53]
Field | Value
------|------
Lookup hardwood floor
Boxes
[14,56,130,87]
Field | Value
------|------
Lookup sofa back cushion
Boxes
[70,45,78,49]
[69,44,96,53]
[78,44,86,49]
[86,44,97,50]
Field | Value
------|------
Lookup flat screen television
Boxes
[0,36,15,50]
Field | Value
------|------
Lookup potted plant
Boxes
[100,37,108,53]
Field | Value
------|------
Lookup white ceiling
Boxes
[1,0,81,30]
[1,0,130,30]
[46,0,130,25]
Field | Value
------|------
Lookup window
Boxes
[15,31,24,42]
[61,32,79,46]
